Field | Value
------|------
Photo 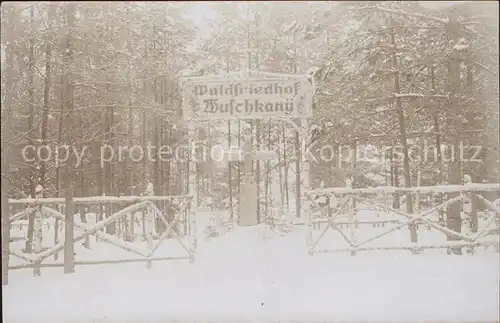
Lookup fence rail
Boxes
[8,195,192,205]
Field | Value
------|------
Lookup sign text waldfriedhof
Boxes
[181,77,313,120]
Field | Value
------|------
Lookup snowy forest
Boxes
[2,1,498,226]
[1,2,499,322]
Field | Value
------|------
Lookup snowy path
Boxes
[3,227,499,322]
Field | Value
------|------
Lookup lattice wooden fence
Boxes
[3,195,196,283]
[306,184,499,255]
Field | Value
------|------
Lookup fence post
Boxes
[141,207,146,241]
[98,197,105,242]
[1,188,10,285]
[64,185,75,274]
[130,204,135,241]
[54,204,62,260]
[145,181,154,268]
[33,185,44,276]
[81,205,90,248]
[106,202,114,235]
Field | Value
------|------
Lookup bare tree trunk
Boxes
[165,126,172,196]
[63,2,76,273]
[430,66,445,225]
[126,92,134,239]
[103,88,115,235]
[351,139,357,256]
[283,124,289,211]
[39,4,55,193]
[24,5,36,253]
[153,77,163,235]
[27,4,36,197]
[277,125,284,214]
[390,150,394,186]
[125,6,135,240]
[390,24,417,243]
[265,122,271,219]
[153,78,161,195]
[255,28,261,222]
[292,31,301,219]
[80,167,89,248]
[294,128,301,219]
[465,57,479,233]
[64,181,75,273]
[159,114,166,233]
[53,74,65,254]
[445,12,463,255]
[142,109,147,178]
[237,120,241,211]
[256,120,261,222]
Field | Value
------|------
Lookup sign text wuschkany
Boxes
[182,77,313,120]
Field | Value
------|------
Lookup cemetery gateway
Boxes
[180,71,314,226]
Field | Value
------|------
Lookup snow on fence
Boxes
[2,194,196,285]
[306,184,500,256]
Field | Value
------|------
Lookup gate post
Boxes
[130,202,135,241]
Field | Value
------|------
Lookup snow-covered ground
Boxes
[3,222,499,323]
